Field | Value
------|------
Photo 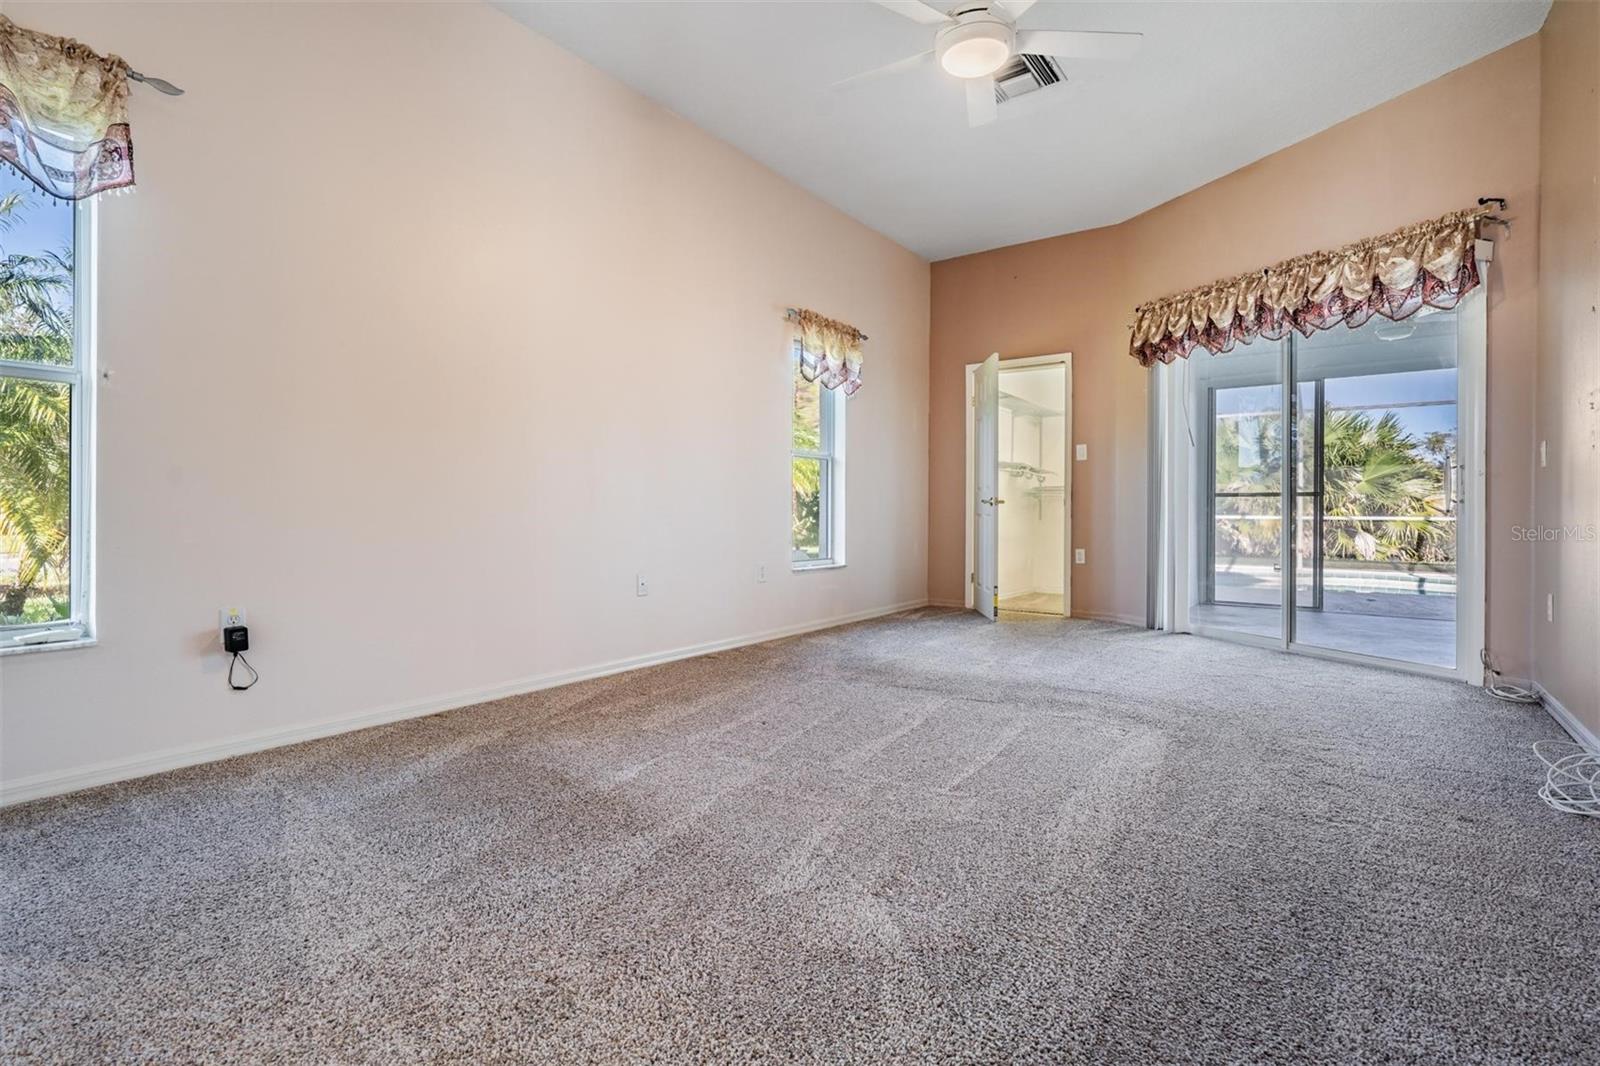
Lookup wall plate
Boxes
[219,607,246,647]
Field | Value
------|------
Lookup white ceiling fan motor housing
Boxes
[936,10,1016,79]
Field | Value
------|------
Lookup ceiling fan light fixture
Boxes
[936,16,1015,79]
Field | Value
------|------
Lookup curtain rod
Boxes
[128,70,184,96]
[785,308,868,341]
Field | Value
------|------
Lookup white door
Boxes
[974,353,1000,620]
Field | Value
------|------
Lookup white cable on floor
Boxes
[1488,678,1541,703]
[1534,741,1600,819]
[1476,652,1597,817]
[1480,650,1541,704]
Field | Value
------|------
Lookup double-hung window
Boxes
[0,168,92,651]
[791,349,845,568]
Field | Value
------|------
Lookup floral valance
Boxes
[0,16,134,201]
[792,308,865,395]
[1129,206,1491,367]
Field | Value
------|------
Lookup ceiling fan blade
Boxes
[1016,29,1143,60]
[832,49,934,89]
[966,77,998,127]
[991,0,1039,19]
[871,0,953,26]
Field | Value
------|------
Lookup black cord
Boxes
[229,651,259,691]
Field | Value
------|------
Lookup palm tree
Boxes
[0,189,73,622]
[1211,404,1453,567]
[1321,410,1451,564]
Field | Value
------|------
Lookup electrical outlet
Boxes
[219,606,246,647]
[757,564,767,583]
[1074,549,1086,565]
[636,574,649,597]
[1075,443,1088,462]
[1547,592,1554,623]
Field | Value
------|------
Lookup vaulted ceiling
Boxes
[496,1,1550,260]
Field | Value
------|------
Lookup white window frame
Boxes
[0,197,95,654]
[790,348,846,571]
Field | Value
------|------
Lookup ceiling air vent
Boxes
[994,54,1064,105]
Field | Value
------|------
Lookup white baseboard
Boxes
[1534,681,1600,754]
[0,598,930,808]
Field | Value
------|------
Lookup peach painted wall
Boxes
[0,2,930,795]
[931,223,1135,619]
[1534,1,1600,736]
[930,38,1544,668]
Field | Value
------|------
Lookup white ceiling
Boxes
[495,1,1549,260]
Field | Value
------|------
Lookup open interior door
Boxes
[974,353,1000,620]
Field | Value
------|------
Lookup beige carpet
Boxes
[2,609,1596,1063]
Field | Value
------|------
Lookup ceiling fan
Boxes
[838,0,1142,127]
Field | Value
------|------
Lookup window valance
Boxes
[1129,206,1491,367]
[791,308,865,395]
[0,15,134,201]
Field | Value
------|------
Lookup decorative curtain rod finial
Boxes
[128,70,184,96]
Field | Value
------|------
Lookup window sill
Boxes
[0,636,97,658]
[792,560,846,573]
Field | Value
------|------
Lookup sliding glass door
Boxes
[1292,316,1459,668]
[1197,341,1283,642]
[1183,310,1466,672]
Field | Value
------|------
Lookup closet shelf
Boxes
[999,391,1064,420]
[1000,461,1058,485]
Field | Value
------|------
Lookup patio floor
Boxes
[1191,591,1456,669]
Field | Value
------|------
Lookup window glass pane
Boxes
[0,377,71,625]
[791,457,823,561]
[793,365,822,454]
[1188,336,1284,639]
[0,168,74,365]
[1214,384,1282,494]
[1210,382,1283,608]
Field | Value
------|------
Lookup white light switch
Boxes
[636,574,649,597]
[1075,444,1088,462]
[1540,440,1548,468]
[1074,548,1086,565]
